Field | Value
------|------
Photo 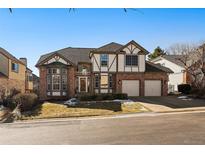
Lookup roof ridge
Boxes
[98,42,122,49]
[41,47,95,57]
[0,47,26,66]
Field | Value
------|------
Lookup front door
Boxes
[79,77,87,92]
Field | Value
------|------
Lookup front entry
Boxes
[79,77,88,92]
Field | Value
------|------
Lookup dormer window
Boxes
[100,54,108,66]
[125,55,138,66]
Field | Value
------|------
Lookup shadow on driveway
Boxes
[132,96,205,109]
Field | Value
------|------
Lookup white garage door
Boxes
[145,80,161,96]
[122,80,139,96]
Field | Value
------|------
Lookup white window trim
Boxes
[78,77,88,93]
[125,54,138,67]
[100,54,109,67]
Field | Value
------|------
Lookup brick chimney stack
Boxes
[19,58,27,66]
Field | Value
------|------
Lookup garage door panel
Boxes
[145,80,161,96]
[122,80,139,96]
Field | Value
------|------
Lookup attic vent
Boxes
[54,55,60,61]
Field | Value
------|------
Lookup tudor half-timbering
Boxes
[36,40,173,100]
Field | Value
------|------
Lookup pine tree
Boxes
[148,46,166,60]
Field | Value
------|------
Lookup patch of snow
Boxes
[178,96,189,99]
[64,98,80,106]
[0,105,4,111]
[178,96,193,101]
[113,99,138,104]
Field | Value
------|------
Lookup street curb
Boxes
[2,108,205,125]
[157,107,205,113]
[3,112,156,125]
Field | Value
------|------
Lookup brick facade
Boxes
[39,66,169,100]
[39,66,77,100]
[115,72,168,96]
[67,66,76,98]
[39,66,47,100]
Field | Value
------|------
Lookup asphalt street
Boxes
[1,112,205,144]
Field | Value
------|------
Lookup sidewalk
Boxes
[139,102,205,113]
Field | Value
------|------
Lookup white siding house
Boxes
[151,55,186,92]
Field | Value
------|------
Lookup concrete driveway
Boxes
[133,96,205,112]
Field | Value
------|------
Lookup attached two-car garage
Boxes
[122,80,162,97]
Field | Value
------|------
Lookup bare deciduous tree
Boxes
[166,42,205,91]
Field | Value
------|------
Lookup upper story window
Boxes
[100,54,108,67]
[27,74,33,82]
[46,68,67,92]
[11,62,19,73]
[125,55,138,66]
[52,68,60,74]
[61,68,67,74]
[78,65,89,73]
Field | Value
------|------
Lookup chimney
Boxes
[19,58,27,66]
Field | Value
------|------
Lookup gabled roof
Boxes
[36,40,149,67]
[0,47,25,66]
[162,55,185,68]
[90,40,149,55]
[146,61,173,73]
[90,42,123,53]
[33,73,39,82]
[36,47,95,67]
[117,40,149,55]
[152,55,185,68]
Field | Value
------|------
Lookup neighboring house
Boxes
[151,55,188,93]
[32,73,40,94]
[25,67,33,93]
[36,40,173,100]
[0,48,33,94]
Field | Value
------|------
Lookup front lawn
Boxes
[21,101,150,120]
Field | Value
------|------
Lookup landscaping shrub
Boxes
[78,93,128,101]
[13,93,38,112]
[190,88,205,98]
[178,84,192,94]
[114,93,128,99]
[1,88,21,110]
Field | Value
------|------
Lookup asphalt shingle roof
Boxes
[92,42,123,52]
[0,47,25,65]
[36,41,151,66]
[162,55,185,68]
[36,47,95,66]
[146,61,173,73]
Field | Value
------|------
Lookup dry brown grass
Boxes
[22,101,149,120]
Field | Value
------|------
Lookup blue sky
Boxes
[0,8,205,75]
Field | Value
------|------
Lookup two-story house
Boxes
[0,48,33,94]
[36,40,173,100]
